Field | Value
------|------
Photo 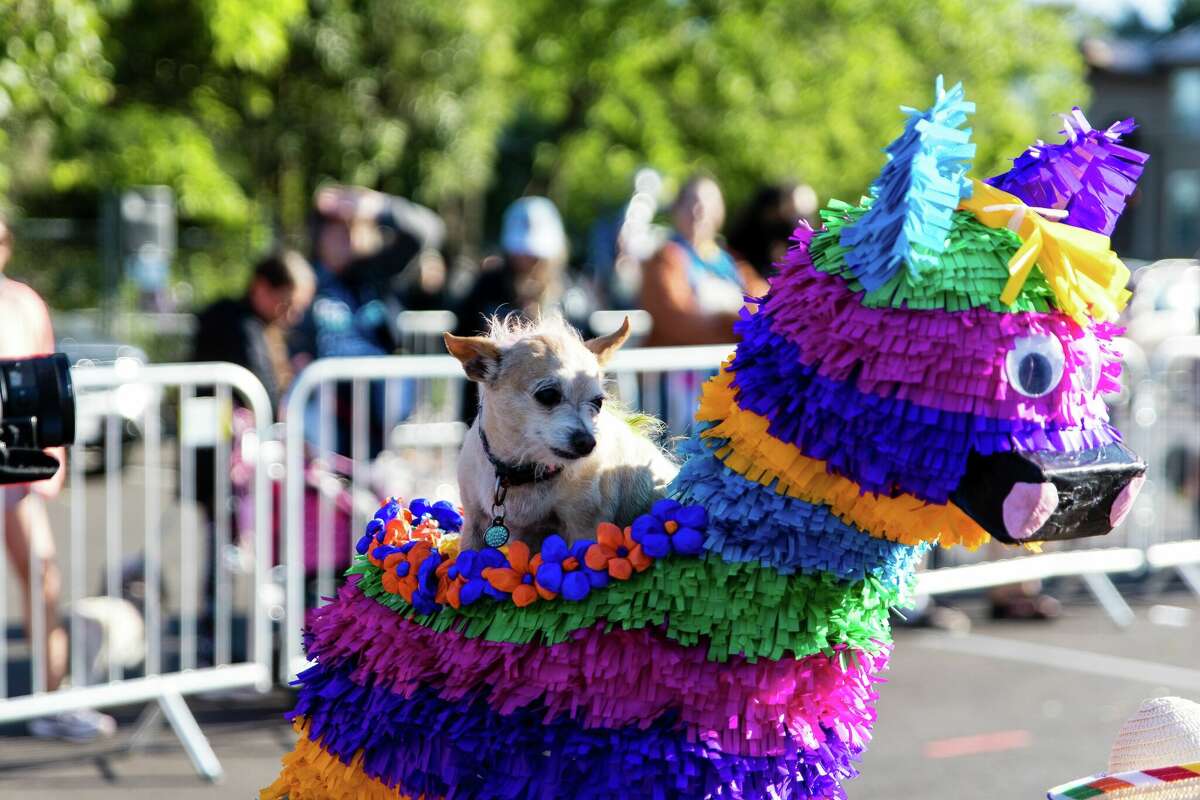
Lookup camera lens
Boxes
[0,353,75,448]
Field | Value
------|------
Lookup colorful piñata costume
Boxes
[265,79,1148,799]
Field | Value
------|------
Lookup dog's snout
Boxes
[569,431,596,456]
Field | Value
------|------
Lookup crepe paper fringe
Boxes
[695,369,989,549]
[986,109,1148,238]
[304,580,890,757]
[262,721,418,799]
[288,665,861,800]
[840,76,976,290]
[351,547,902,663]
[814,204,1056,313]
[669,437,925,581]
[728,308,1121,503]
[767,236,1122,424]
[959,179,1132,325]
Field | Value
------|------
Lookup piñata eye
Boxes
[1005,333,1065,398]
[1075,332,1102,394]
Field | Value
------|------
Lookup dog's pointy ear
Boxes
[444,333,502,382]
[584,316,631,366]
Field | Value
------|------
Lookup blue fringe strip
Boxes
[839,76,976,289]
[670,435,925,581]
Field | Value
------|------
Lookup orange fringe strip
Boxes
[696,368,990,549]
[261,719,432,800]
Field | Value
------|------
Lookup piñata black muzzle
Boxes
[950,442,1147,545]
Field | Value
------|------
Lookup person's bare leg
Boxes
[3,493,68,690]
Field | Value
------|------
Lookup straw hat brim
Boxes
[1047,763,1200,799]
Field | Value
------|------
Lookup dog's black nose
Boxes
[569,431,596,456]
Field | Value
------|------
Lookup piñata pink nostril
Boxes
[1002,481,1059,540]
[1109,474,1145,528]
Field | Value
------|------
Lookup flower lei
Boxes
[355,497,710,615]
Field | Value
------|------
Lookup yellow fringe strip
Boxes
[261,719,431,800]
[959,179,1131,325]
[696,369,989,550]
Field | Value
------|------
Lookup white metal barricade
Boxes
[1141,336,1200,597]
[0,362,272,782]
[280,344,733,682]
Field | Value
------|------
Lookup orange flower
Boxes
[411,517,440,543]
[481,541,555,607]
[380,541,431,602]
[434,557,462,607]
[585,523,652,580]
[367,517,414,568]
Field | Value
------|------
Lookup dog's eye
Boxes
[534,387,562,407]
[589,395,604,412]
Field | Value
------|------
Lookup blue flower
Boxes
[371,544,404,562]
[430,500,464,532]
[629,500,708,558]
[409,498,432,520]
[570,541,609,590]
[411,551,443,615]
[534,534,570,594]
[356,518,388,554]
[374,498,401,522]
[532,535,604,602]
[454,548,507,606]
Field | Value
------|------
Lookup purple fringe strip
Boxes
[764,225,1122,427]
[291,658,863,800]
[986,109,1148,237]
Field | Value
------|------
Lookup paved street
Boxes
[0,593,1198,798]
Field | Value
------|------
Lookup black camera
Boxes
[0,353,75,484]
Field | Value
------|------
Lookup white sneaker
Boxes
[28,708,117,742]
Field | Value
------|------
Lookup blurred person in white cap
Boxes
[0,212,116,741]
[452,196,581,422]
[453,196,570,336]
[1047,696,1200,799]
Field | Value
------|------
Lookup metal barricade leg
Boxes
[1080,572,1137,628]
[1177,564,1200,601]
[157,688,223,782]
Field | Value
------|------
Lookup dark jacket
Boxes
[192,298,282,412]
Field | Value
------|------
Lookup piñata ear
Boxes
[985,108,1148,237]
[839,75,976,291]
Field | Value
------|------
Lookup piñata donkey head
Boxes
[723,77,1147,546]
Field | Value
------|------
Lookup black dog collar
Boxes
[478,428,563,488]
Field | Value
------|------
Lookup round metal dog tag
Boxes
[484,523,510,548]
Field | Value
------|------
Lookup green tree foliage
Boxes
[0,0,112,196]
[513,0,1089,229]
[3,0,1089,305]
[238,0,518,234]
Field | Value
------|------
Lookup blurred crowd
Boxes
[181,175,822,431]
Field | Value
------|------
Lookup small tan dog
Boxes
[445,315,677,549]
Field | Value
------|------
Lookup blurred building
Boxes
[1084,26,1200,260]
